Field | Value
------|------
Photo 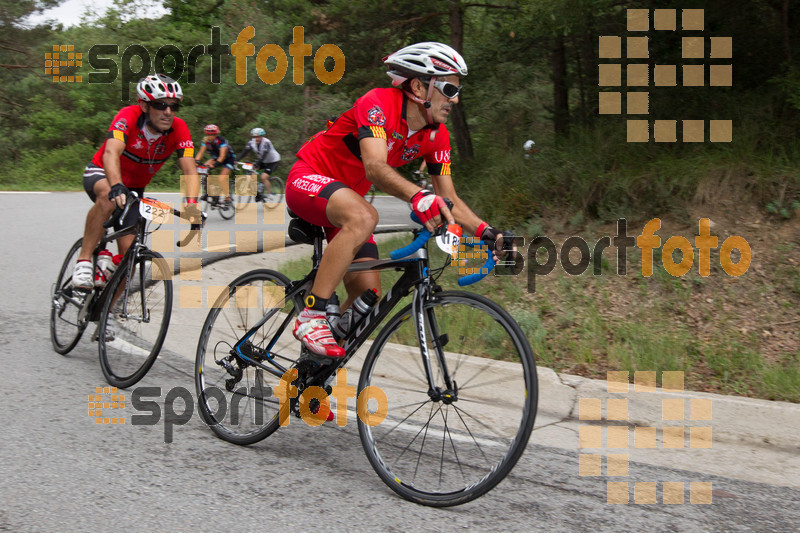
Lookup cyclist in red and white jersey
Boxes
[286,42,514,358]
[72,73,199,289]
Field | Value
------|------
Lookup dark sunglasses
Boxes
[149,101,180,111]
[432,80,462,99]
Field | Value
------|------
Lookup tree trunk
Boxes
[581,14,598,127]
[551,34,569,137]
[781,0,792,63]
[448,0,474,161]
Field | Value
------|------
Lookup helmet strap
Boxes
[426,79,437,141]
[402,78,437,142]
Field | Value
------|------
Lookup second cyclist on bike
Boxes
[72,73,199,290]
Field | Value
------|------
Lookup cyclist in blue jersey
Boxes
[195,124,235,203]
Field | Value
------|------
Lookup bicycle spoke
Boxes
[359,291,537,506]
[195,270,298,444]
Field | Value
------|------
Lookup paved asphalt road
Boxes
[1,192,798,532]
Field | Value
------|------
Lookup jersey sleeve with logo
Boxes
[354,91,397,144]
[421,127,451,176]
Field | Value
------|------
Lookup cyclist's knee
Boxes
[95,193,116,214]
[343,203,378,238]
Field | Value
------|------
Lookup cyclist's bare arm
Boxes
[360,137,453,230]
[178,157,200,199]
[361,137,417,200]
[429,173,484,235]
[102,138,126,208]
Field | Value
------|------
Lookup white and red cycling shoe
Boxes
[293,308,345,358]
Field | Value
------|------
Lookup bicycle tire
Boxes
[262,176,284,207]
[98,249,173,388]
[218,199,235,220]
[233,174,255,212]
[195,269,304,445]
[357,291,538,507]
[50,238,89,355]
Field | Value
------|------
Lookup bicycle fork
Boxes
[412,285,457,404]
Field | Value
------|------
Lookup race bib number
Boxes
[139,197,171,222]
[436,224,462,256]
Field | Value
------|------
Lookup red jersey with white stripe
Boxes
[296,88,453,196]
[91,105,195,188]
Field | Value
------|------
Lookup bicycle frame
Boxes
[228,233,453,396]
[77,210,148,326]
[78,196,195,325]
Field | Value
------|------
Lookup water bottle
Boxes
[326,292,341,330]
[333,289,378,339]
[95,250,114,287]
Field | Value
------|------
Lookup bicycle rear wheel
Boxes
[98,250,173,388]
[358,291,538,507]
[50,238,89,354]
[195,269,303,445]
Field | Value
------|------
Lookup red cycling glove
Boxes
[410,190,447,226]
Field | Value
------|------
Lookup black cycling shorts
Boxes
[257,161,279,175]
[82,164,145,230]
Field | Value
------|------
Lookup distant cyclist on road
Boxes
[195,124,235,204]
[72,73,199,289]
[285,42,515,358]
[239,127,281,202]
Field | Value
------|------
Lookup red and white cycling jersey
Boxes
[91,105,194,188]
[296,88,453,196]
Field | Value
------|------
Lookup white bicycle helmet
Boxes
[384,42,468,86]
[137,74,183,101]
[250,127,266,136]
[524,139,535,151]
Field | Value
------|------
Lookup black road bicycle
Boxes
[51,193,204,388]
[193,212,538,506]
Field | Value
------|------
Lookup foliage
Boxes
[1,0,799,228]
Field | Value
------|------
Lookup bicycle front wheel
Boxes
[195,269,302,445]
[98,250,173,388]
[50,238,89,354]
[358,291,538,507]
